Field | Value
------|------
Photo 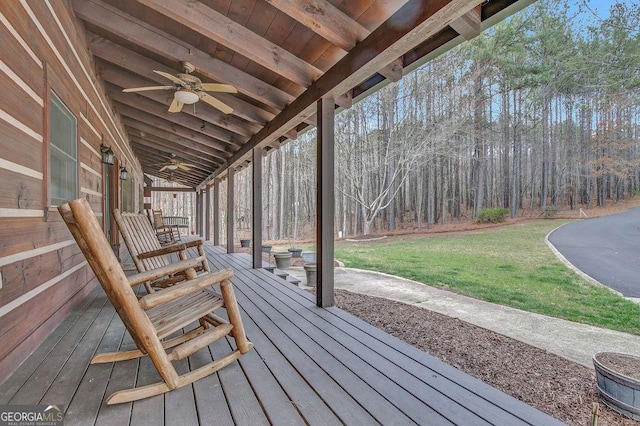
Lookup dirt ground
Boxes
[334,290,637,425]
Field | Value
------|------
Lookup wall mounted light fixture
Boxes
[100,144,115,165]
[119,166,129,180]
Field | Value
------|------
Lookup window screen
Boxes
[49,91,77,206]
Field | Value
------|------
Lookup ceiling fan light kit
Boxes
[174,89,199,104]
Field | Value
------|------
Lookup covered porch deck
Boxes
[0,244,561,425]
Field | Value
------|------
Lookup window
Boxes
[121,177,135,212]
[49,91,77,206]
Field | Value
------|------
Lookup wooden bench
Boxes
[163,216,190,232]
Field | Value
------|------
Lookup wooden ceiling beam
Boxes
[123,118,227,162]
[198,0,483,189]
[133,146,208,171]
[136,159,199,186]
[148,187,195,192]
[131,142,218,181]
[72,0,293,108]
[379,57,404,83]
[450,5,482,40]
[123,116,228,165]
[133,0,322,88]
[107,87,243,149]
[334,90,352,109]
[131,146,219,181]
[128,140,219,176]
[264,0,369,51]
[328,0,484,101]
[262,0,402,98]
[134,152,207,186]
[89,36,275,126]
[131,148,212,177]
[99,62,256,138]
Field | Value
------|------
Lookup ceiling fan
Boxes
[122,61,237,114]
[153,154,196,172]
[165,172,188,185]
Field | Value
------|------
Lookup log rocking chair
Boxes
[58,199,253,404]
[151,209,181,245]
[113,208,208,293]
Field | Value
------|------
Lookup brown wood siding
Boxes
[0,1,141,383]
[0,267,92,371]
[0,121,44,175]
[0,72,43,133]
[0,219,71,258]
[0,173,43,210]
[0,245,84,308]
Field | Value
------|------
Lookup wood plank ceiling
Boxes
[71,0,526,188]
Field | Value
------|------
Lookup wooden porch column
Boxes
[316,96,335,307]
[195,191,201,236]
[205,186,211,240]
[213,178,220,245]
[252,147,263,268]
[226,168,235,253]
[200,189,206,237]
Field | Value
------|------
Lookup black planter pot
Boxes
[240,239,250,248]
[288,248,302,258]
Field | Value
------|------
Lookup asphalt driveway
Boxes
[548,206,640,297]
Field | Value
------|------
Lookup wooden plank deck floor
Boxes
[0,243,564,425]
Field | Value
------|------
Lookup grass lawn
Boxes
[334,220,640,335]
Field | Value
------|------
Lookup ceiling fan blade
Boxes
[153,70,186,86]
[200,83,237,93]
[122,85,174,93]
[199,92,233,114]
[159,165,169,172]
[168,98,184,113]
[177,164,191,171]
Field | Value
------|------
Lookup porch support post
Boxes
[195,191,201,236]
[205,186,211,240]
[316,96,335,307]
[201,189,206,237]
[226,168,235,253]
[213,178,220,245]
[252,147,263,268]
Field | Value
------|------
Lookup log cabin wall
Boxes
[0,1,141,382]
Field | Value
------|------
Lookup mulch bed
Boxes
[333,289,638,426]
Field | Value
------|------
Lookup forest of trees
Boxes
[155,0,640,241]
